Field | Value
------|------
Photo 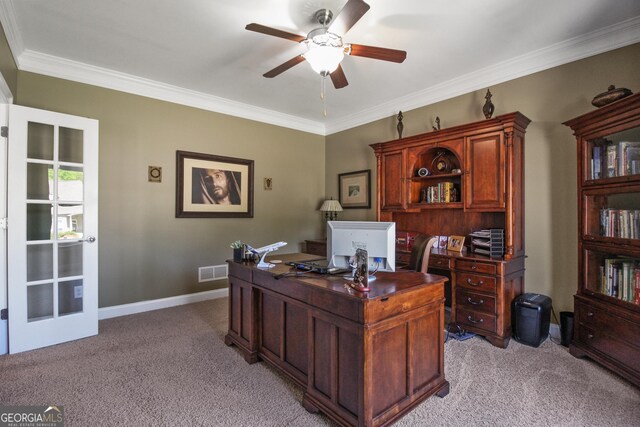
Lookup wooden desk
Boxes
[398,248,525,348]
[225,253,449,427]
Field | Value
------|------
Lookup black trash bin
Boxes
[560,311,574,347]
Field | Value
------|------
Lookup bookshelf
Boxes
[564,92,640,387]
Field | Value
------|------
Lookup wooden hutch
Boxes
[564,93,640,387]
[371,112,530,348]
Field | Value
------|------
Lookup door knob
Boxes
[84,236,96,243]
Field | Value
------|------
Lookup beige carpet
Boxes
[1,298,638,426]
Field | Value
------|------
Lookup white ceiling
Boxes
[1,0,640,135]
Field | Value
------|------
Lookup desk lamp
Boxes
[319,198,343,221]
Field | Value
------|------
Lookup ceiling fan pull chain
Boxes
[321,77,328,117]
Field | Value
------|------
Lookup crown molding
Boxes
[4,4,640,136]
[18,50,325,135]
[324,16,640,135]
[0,0,23,68]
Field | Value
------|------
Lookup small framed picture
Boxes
[447,235,465,252]
[438,235,448,249]
[338,169,371,209]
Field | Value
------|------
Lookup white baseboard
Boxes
[98,288,229,320]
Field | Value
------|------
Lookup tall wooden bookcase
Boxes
[564,93,640,387]
[370,112,530,347]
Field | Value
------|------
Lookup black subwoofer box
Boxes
[512,293,552,347]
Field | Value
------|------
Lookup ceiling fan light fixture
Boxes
[303,45,344,75]
[303,30,344,76]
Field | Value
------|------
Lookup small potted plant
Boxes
[230,240,244,262]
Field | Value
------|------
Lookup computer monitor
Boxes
[327,221,396,272]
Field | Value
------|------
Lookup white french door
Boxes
[8,105,98,353]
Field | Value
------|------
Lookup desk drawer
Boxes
[253,270,361,322]
[366,286,442,323]
[456,289,496,314]
[456,260,496,275]
[456,272,497,293]
[429,255,450,270]
[456,307,496,334]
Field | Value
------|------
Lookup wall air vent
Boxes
[198,264,228,282]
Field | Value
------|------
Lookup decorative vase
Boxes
[591,85,633,107]
[483,89,495,119]
[233,248,243,263]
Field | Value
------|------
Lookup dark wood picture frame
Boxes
[176,150,254,218]
[338,169,371,209]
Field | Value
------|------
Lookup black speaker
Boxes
[512,293,552,347]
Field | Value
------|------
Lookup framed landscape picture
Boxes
[176,150,254,218]
[338,169,371,209]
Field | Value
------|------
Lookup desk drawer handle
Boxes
[467,315,484,324]
[587,311,594,317]
[467,297,484,305]
[471,265,477,270]
[587,333,594,339]
[466,278,484,286]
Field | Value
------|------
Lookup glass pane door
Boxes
[8,104,98,353]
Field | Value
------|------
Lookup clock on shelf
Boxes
[431,151,452,174]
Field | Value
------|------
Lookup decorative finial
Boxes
[482,89,495,119]
[432,116,440,131]
[396,111,404,139]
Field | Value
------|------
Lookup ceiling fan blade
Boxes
[328,0,370,35]
[330,65,349,89]
[246,23,306,43]
[263,55,306,78]
[348,44,407,63]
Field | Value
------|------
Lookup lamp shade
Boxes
[319,199,343,212]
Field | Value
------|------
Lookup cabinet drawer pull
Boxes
[467,297,484,305]
[587,334,594,339]
[471,265,477,270]
[466,278,484,286]
[467,315,484,324]
[587,311,594,317]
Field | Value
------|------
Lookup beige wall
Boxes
[7,34,640,313]
[17,72,325,307]
[0,20,17,98]
[325,43,640,314]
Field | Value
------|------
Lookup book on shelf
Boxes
[600,209,640,239]
[592,146,603,179]
[601,258,639,303]
[598,141,640,178]
[422,182,456,203]
[607,144,617,178]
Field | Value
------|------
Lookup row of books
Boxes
[600,259,640,304]
[420,182,458,203]
[600,209,640,239]
[592,141,640,179]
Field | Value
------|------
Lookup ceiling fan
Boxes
[246,0,407,89]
